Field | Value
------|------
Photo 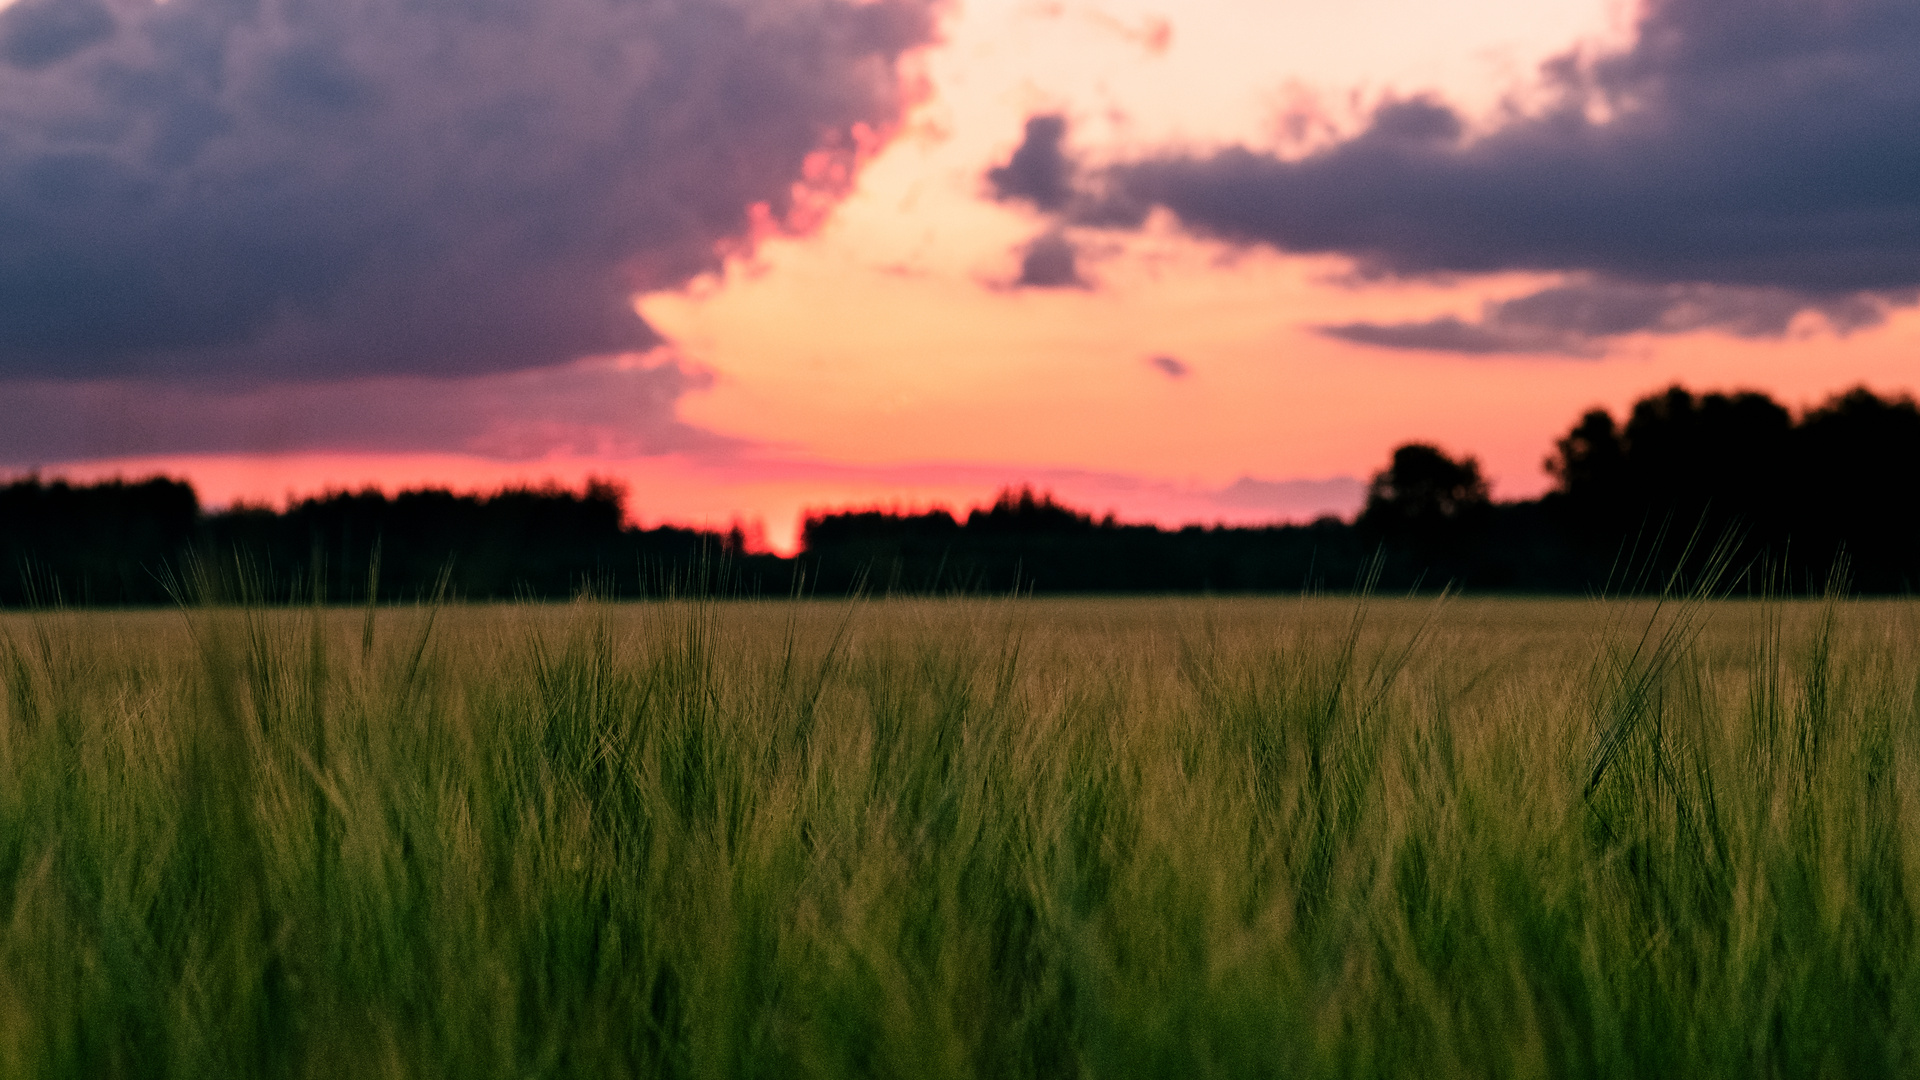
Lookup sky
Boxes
[3,0,1917,552]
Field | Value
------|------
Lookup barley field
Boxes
[1,592,1916,1077]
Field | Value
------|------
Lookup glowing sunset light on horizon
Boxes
[3,0,1916,546]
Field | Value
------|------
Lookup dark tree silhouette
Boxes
[1794,386,1920,590]
[801,509,961,549]
[964,486,1100,534]
[5,384,1918,604]
[1546,409,1629,524]
[0,476,198,604]
[1627,387,1792,542]
[199,480,787,600]
[1543,384,1918,590]
[1358,444,1491,537]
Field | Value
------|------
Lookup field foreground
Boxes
[2,594,1917,1077]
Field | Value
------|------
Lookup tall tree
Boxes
[1358,443,1491,539]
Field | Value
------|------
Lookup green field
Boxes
[2,593,1916,1077]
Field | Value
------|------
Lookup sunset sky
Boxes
[3,0,1916,552]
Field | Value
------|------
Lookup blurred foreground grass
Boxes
[2,593,1918,1077]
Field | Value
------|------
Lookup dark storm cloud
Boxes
[0,0,940,381]
[0,0,115,68]
[0,356,737,463]
[1023,0,1920,353]
[987,113,1074,212]
[1013,229,1088,288]
[1103,0,1920,288]
[989,121,1096,289]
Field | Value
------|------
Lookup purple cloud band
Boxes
[990,0,1920,353]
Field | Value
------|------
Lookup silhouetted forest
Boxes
[1,384,1915,604]
[800,384,1920,595]
[0,479,788,606]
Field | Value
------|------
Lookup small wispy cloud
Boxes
[1320,279,1908,357]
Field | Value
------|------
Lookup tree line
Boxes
[1,383,1915,604]
[801,384,1920,595]
[0,479,788,606]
